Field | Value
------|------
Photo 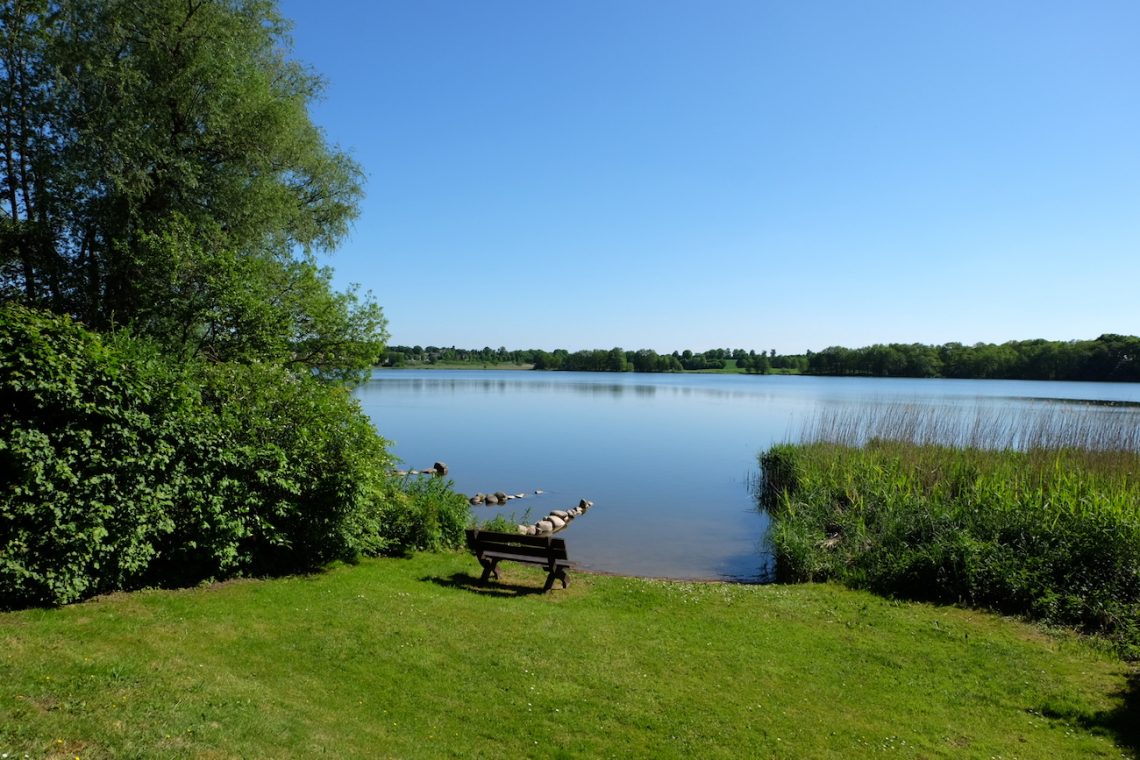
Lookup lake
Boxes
[354,370,1140,582]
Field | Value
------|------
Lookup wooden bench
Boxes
[465,528,571,592]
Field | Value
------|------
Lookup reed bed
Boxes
[801,400,1140,453]
[761,403,1140,657]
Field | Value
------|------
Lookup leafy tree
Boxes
[0,0,384,381]
[0,3,471,610]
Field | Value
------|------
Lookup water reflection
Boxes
[357,370,1140,581]
[359,372,806,402]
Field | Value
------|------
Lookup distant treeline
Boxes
[805,334,1139,382]
[382,346,799,373]
[381,334,1139,382]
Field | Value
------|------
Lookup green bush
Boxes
[1,307,188,604]
[760,440,1140,657]
[376,475,470,553]
[1,306,468,608]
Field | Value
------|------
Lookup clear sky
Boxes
[279,0,1138,354]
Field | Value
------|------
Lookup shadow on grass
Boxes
[421,572,548,598]
[1097,670,1139,756]
[1038,670,1139,755]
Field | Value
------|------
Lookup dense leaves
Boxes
[0,0,386,375]
[760,441,1140,657]
[0,1,444,608]
[0,307,466,608]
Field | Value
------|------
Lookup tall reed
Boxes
[800,401,1140,453]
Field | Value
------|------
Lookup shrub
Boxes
[376,475,470,553]
[759,438,1140,657]
[1,305,467,608]
[1,306,190,605]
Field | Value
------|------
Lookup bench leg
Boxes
[542,567,569,592]
[479,558,500,584]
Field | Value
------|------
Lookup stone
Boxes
[514,493,526,499]
[486,494,500,505]
[494,491,508,502]
[548,516,566,529]
[579,499,592,510]
[433,461,449,476]
[526,525,538,536]
[535,489,544,495]
[550,510,569,519]
[517,525,529,535]
[535,520,554,534]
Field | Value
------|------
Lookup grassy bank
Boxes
[1,552,1136,758]
[759,406,1140,658]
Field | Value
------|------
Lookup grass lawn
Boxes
[1,552,1136,759]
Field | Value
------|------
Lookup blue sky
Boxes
[280,0,1138,354]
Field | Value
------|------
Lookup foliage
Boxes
[807,335,1140,381]
[1,552,1134,757]
[0,305,189,605]
[471,505,534,534]
[0,0,385,378]
[0,2,482,610]
[374,475,470,554]
[760,437,1140,658]
[386,336,1140,382]
[0,306,455,607]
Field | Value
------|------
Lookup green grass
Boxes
[2,552,1136,758]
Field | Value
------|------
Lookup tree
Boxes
[0,0,383,381]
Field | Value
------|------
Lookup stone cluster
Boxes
[394,461,449,477]
[468,489,543,505]
[518,499,594,536]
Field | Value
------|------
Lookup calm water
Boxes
[355,370,1140,581]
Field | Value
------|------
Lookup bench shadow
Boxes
[421,572,549,597]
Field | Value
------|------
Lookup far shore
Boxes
[372,362,804,375]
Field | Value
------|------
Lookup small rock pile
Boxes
[468,489,541,505]
[519,499,594,536]
[395,461,449,477]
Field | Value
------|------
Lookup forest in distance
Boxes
[382,333,1140,382]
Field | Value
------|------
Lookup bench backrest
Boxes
[466,528,569,561]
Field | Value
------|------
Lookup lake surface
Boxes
[355,371,1140,582]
